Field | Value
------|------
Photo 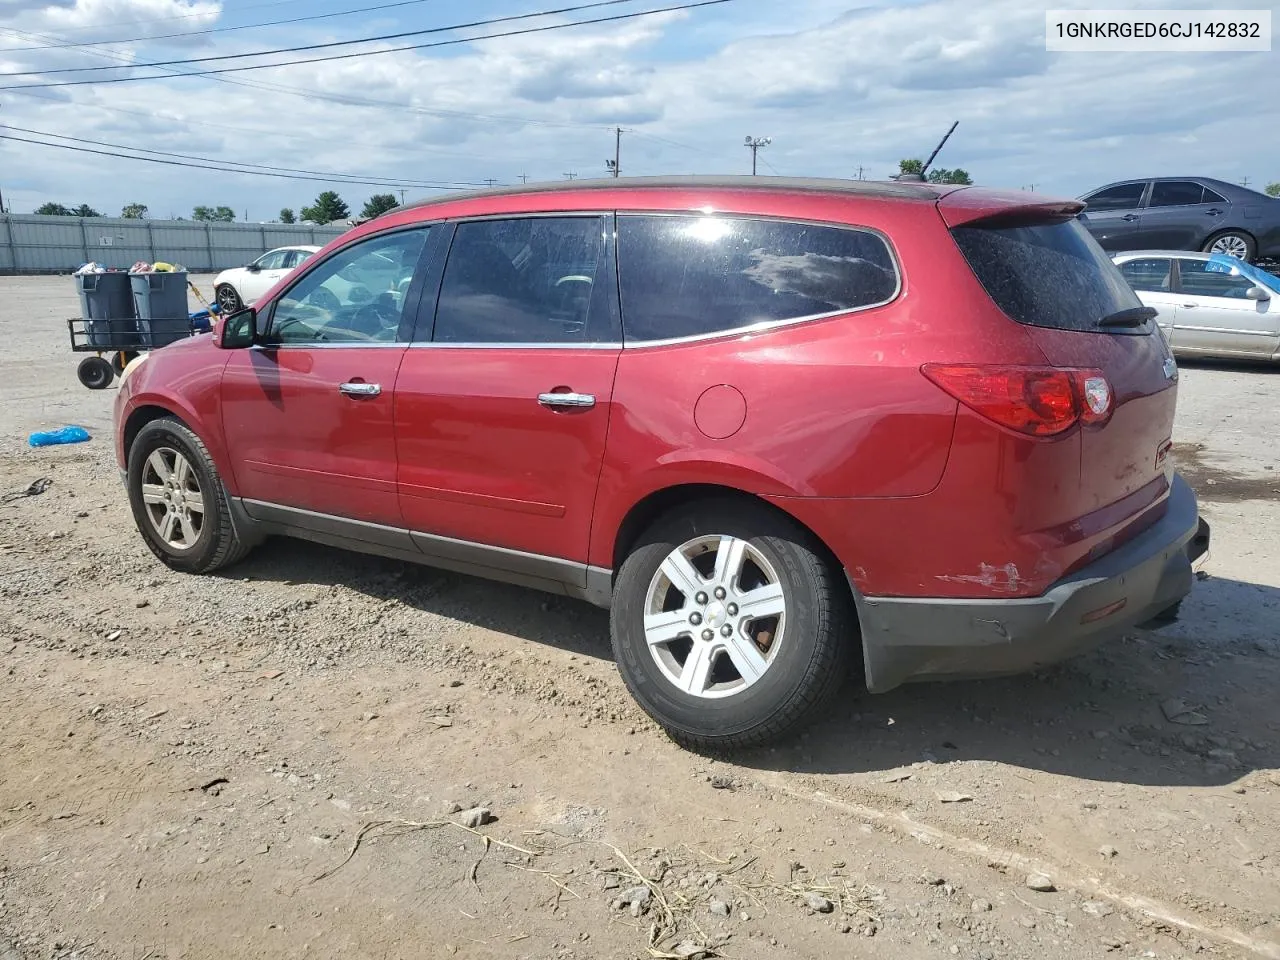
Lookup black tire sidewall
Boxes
[127,420,223,571]
[78,357,113,390]
[611,506,843,743]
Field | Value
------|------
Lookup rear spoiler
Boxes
[938,188,1085,228]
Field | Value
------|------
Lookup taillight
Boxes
[922,364,1112,437]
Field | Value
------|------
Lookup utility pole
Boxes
[398,189,406,205]
[518,173,529,183]
[855,165,864,180]
[744,136,771,176]
[605,126,622,178]
[563,172,577,180]
[1241,176,1251,187]
[484,178,498,187]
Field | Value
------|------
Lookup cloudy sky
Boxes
[0,0,1276,220]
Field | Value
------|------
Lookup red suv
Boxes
[114,177,1209,750]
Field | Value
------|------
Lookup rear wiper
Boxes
[1097,306,1157,328]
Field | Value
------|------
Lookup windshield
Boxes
[950,217,1146,333]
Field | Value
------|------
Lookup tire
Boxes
[1202,230,1256,261]
[111,351,138,377]
[77,356,114,390]
[126,416,254,574]
[610,499,854,752]
[215,283,243,314]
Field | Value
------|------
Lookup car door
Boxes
[1172,257,1280,357]
[219,226,436,533]
[394,214,621,583]
[1116,256,1177,338]
[1137,181,1230,250]
[1079,181,1148,250]
[240,249,291,303]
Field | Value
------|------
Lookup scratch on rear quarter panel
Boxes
[937,562,1028,593]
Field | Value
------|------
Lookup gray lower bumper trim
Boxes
[856,474,1204,693]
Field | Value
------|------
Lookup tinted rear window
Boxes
[950,218,1145,332]
[618,215,898,342]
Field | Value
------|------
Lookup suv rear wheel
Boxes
[610,500,853,751]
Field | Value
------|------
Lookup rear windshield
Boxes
[950,218,1146,332]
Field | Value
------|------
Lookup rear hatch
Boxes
[942,195,1178,528]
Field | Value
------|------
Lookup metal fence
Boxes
[0,215,349,275]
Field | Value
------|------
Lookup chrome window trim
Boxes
[407,341,621,350]
[614,211,903,348]
[1146,179,1228,210]
[249,341,406,350]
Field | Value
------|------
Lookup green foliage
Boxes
[35,202,73,216]
[193,205,235,222]
[361,193,399,219]
[926,168,973,185]
[279,208,296,224]
[120,203,148,219]
[300,191,349,224]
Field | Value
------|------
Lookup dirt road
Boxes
[2,276,1279,960]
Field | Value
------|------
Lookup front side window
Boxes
[1119,257,1172,292]
[1149,181,1208,207]
[433,217,607,344]
[617,215,898,342]
[268,228,430,344]
[1083,183,1146,212]
[1178,259,1258,299]
[254,250,289,270]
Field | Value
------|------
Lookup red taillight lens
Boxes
[922,364,1112,437]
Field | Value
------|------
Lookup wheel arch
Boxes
[121,400,239,495]
[1202,226,1257,253]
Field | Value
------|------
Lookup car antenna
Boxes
[893,121,958,183]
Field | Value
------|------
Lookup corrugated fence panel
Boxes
[0,215,349,274]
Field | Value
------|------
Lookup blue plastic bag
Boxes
[29,426,91,447]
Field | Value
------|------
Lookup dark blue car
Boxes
[1078,177,1280,262]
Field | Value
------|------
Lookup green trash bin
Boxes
[130,272,190,347]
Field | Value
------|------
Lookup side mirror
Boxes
[216,307,257,349]
[1246,285,1271,301]
[245,263,261,273]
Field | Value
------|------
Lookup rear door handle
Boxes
[339,382,381,397]
[1121,214,1139,222]
[538,391,595,409]
[1206,208,1223,215]
[1181,303,1199,309]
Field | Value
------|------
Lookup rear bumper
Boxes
[855,474,1208,693]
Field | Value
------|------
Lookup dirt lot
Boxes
[2,275,1279,960]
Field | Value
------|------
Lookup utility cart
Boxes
[69,269,210,389]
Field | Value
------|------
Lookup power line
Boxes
[0,123,479,187]
[0,0,439,52]
[1,0,312,38]
[0,0,737,90]
[0,132,471,188]
[6,0,649,75]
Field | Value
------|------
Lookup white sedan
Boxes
[1112,250,1280,362]
[213,245,320,314]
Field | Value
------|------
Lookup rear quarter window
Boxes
[950,218,1145,332]
[617,215,899,343]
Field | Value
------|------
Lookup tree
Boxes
[361,193,399,219]
[71,204,102,217]
[35,202,73,216]
[192,205,235,222]
[121,203,148,219]
[927,168,973,185]
[1266,183,1280,198]
[898,158,924,177]
[279,207,296,224]
[300,191,349,224]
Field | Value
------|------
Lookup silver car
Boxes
[1112,251,1280,362]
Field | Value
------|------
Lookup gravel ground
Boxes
[1,275,1279,960]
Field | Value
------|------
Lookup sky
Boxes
[0,0,1277,220]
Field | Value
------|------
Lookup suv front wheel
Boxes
[610,500,853,751]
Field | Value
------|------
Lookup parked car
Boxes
[1077,177,1280,262]
[113,176,1209,750]
[1114,250,1280,361]
[213,245,320,313]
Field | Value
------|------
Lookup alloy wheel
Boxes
[1210,234,1250,259]
[140,446,205,550]
[642,535,786,698]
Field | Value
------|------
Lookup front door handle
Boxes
[1181,303,1199,309]
[538,391,595,409]
[1121,214,1139,222]
[339,381,381,397]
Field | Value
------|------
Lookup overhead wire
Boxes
[0,0,737,90]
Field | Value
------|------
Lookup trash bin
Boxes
[77,273,135,348]
[131,272,190,347]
